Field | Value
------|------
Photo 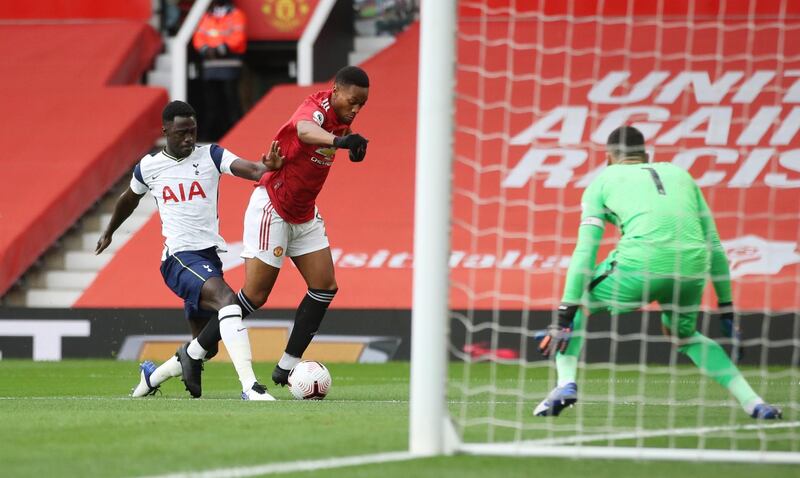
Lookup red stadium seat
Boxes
[0,21,166,295]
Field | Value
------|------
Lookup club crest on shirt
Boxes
[313,110,325,126]
[273,246,284,257]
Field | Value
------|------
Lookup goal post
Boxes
[409,0,458,456]
[411,0,800,463]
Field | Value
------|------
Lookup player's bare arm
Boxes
[230,141,285,181]
[95,187,143,254]
[296,120,338,146]
[297,120,369,162]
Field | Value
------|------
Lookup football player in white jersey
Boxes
[96,101,283,401]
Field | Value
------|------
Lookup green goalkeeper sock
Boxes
[555,308,586,386]
[677,332,761,412]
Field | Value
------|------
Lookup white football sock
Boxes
[278,353,301,371]
[218,304,257,391]
[150,355,182,387]
[186,339,207,361]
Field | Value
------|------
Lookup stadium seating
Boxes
[77,23,421,309]
[0,12,166,296]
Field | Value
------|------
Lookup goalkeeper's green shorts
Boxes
[585,258,705,339]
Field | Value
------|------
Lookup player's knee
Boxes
[317,279,338,292]
[201,278,238,310]
[244,287,269,309]
[218,289,238,309]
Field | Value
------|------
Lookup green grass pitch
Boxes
[0,360,797,477]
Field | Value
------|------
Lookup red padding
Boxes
[0,0,151,20]
[0,22,166,295]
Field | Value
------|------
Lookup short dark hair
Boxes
[335,66,369,88]
[607,125,646,157]
[162,101,196,124]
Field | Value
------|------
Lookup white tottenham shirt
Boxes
[130,144,238,260]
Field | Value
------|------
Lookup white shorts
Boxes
[241,186,330,268]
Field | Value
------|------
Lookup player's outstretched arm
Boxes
[561,222,604,305]
[297,120,338,146]
[695,186,733,304]
[695,186,742,358]
[230,141,285,181]
[539,222,604,357]
[297,120,369,162]
[95,187,143,255]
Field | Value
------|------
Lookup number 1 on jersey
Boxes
[643,167,666,195]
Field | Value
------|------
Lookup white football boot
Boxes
[533,382,578,416]
[242,382,277,401]
[130,361,160,398]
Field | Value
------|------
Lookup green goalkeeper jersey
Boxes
[561,161,732,304]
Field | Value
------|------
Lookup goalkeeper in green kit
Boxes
[534,126,782,420]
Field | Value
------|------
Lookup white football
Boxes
[288,361,332,400]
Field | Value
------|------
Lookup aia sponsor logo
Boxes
[162,181,207,203]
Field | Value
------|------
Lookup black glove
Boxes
[718,301,744,362]
[349,144,367,162]
[538,304,578,357]
[333,134,369,162]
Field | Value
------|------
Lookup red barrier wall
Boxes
[0,0,151,20]
[0,23,166,295]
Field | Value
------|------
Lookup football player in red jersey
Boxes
[237,66,370,385]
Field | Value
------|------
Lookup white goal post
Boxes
[409,0,458,456]
[410,0,800,463]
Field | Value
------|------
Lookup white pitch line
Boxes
[137,451,416,478]
[137,423,800,477]
[0,396,408,403]
[0,396,793,410]
[524,420,800,446]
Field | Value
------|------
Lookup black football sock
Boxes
[285,288,337,358]
[237,289,257,318]
[196,315,221,352]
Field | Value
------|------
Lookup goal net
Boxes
[412,0,800,463]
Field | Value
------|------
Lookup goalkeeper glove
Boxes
[538,304,578,357]
[718,301,744,362]
[333,134,368,162]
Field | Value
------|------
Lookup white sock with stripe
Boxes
[218,304,257,391]
[150,355,182,387]
[187,339,207,361]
